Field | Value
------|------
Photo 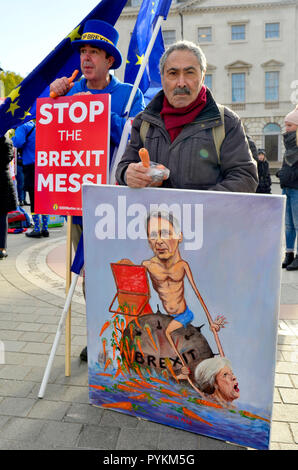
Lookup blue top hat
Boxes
[72,20,122,69]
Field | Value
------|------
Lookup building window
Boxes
[204,74,213,90]
[263,123,281,161]
[162,30,176,46]
[264,123,280,133]
[265,71,279,101]
[231,24,245,41]
[198,27,212,43]
[232,73,245,102]
[265,22,280,39]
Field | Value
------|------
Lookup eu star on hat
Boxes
[72,19,122,69]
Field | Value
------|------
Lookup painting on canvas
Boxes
[82,184,284,450]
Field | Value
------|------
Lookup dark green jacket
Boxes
[116,89,258,193]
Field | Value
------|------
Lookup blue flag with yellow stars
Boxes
[0,0,127,137]
[124,0,172,102]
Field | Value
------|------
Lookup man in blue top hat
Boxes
[50,19,145,161]
[50,20,145,362]
[50,20,145,247]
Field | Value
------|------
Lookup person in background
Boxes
[276,105,298,270]
[12,120,49,238]
[256,149,271,194]
[0,134,17,259]
[246,134,258,161]
[15,148,29,206]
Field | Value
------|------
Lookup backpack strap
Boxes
[140,120,150,145]
[26,122,35,139]
[212,104,225,164]
[140,106,225,164]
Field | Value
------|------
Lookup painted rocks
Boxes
[121,307,214,380]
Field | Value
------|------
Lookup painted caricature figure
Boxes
[194,357,240,406]
[142,211,226,392]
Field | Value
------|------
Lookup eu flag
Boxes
[124,0,172,102]
[0,0,128,137]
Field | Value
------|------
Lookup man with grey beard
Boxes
[116,40,257,193]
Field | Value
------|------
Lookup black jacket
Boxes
[276,131,298,190]
[256,160,271,193]
[0,136,17,215]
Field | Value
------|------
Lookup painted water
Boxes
[88,362,271,450]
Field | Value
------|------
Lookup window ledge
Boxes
[265,102,279,109]
[198,41,214,46]
[229,40,248,45]
[264,37,281,42]
[230,103,246,111]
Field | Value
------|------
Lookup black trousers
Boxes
[0,214,8,249]
[23,163,35,213]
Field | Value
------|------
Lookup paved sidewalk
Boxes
[0,186,297,451]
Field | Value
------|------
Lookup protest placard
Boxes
[34,94,110,216]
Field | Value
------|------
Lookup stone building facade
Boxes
[115,0,298,162]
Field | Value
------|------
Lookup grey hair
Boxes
[146,210,181,236]
[194,357,232,394]
[159,40,207,76]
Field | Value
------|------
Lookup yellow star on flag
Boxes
[7,86,21,103]
[67,25,81,42]
[20,108,32,120]
[6,100,21,116]
[135,54,144,66]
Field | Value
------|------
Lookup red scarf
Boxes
[160,85,207,142]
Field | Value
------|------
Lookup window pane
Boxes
[231,24,245,40]
[198,27,212,43]
[264,123,280,134]
[265,71,279,101]
[265,23,280,38]
[232,73,245,102]
[162,30,176,46]
[204,74,212,90]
